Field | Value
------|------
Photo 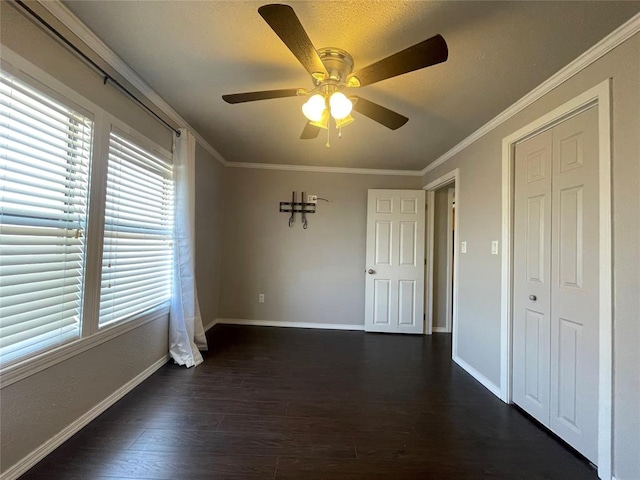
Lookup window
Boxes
[99,131,173,328]
[0,71,93,365]
[0,59,175,374]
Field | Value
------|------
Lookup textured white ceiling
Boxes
[63,1,640,171]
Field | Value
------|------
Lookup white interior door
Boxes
[513,129,553,426]
[513,107,599,463]
[365,190,425,333]
[549,107,599,463]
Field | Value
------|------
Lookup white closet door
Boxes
[549,106,599,463]
[513,129,553,426]
[513,106,599,464]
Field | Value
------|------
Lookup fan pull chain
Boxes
[338,128,342,139]
[326,124,331,148]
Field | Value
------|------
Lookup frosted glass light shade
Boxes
[309,109,330,130]
[329,92,352,120]
[302,94,326,122]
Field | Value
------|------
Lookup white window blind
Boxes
[0,71,92,365]
[99,131,173,328]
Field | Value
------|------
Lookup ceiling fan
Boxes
[222,4,448,142]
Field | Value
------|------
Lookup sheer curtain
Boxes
[169,129,207,367]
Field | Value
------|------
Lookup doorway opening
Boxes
[424,169,459,357]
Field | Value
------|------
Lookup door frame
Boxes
[424,169,460,354]
[444,187,455,333]
[500,80,612,478]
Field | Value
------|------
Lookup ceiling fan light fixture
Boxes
[309,109,330,130]
[329,92,352,120]
[302,94,326,122]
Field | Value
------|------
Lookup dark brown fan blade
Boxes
[222,89,301,104]
[258,4,328,79]
[300,122,321,139]
[347,35,447,87]
[352,97,408,130]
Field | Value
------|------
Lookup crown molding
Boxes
[226,161,422,176]
[37,2,639,178]
[36,0,229,166]
[421,12,640,177]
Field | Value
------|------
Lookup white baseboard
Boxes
[215,318,365,331]
[432,327,450,333]
[203,318,218,332]
[1,355,169,480]
[452,354,503,399]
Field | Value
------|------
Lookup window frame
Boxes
[0,48,173,387]
[96,122,173,330]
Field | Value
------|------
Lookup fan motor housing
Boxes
[316,48,354,85]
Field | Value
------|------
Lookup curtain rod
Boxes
[15,0,181,137]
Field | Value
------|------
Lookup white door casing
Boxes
[365,190,425,333]
[512,107,599,463]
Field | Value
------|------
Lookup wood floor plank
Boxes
[218,413,413,436]
[21,450,277,479]
[130,429,356,459]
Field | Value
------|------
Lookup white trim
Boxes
[203,319,218,332]
[216,318,365,331]
[432,327,449,333]
[0,307,169,389]
[225,161,422,176]
[0,354,169,480]
[425,191,435,335]
[424,169,460,358]
[445,187,455,333]
[452,354,502,399]
[421,12,640,176]
[500,80,612,479]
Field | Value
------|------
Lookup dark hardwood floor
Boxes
[22,325,597,479]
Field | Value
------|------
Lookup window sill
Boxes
[0,304,169,389]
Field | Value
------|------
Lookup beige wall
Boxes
[195,144,225,325]
[432,186,452,331]
[219,168,421,326]
[0,2,173,474]
[422,33,640,479]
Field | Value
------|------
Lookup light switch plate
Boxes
[491,240,499,255]
[461,241,467,254]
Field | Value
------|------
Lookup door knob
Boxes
[529,295,537,301]
[367,269,375,274]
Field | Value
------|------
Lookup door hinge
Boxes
[424,258,427,265]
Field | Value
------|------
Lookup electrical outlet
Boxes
[307,195,318,204]
[258,294,265,303]
[491,240,499,255]
[461,241,467,254]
